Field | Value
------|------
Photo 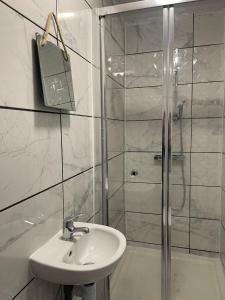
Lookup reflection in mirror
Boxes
[36,33,75,111]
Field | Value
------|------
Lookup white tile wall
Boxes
[0,110,61,210]
[0,0,101,299]
[0,185,63,299]
[58,0,93,62]
[62,115,93,180]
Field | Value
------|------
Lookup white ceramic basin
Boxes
[29,222,126,285]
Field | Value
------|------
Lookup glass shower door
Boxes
[170,2,225,300]
[100,6,171,300]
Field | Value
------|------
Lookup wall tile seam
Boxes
[107,183,124,201]
[0,164,101,213]
[107,74,126,89]
[126,211,219,222]
[127,239,220,253]
[11,278,35,300]
[104,24,125,53]
[125,150,222,154]
[125,42,225,56]
[0,106,102,118]
[124,181,222,188]
[125,81,224,89]
[0,0,99,68]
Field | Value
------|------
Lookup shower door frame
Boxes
[99,1,197,299]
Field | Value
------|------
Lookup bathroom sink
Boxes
[29,222,126,285]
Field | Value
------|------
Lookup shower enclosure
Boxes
[99,0,225,299]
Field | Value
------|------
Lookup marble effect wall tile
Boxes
[174,48,193,84]
[93,118,102,166]
[220,225,225,268]
[125,182,161,214]
[107,120,124,157]
[192,82,224,118]
[3,0,56,29]
[14,279,61,300]
[108,154,124,198]
[110,14,125,51]
[192,118,222,153]
[174,84,192,119]
[171,216,189,248]
[0,110,61,210]
[63,169,94,221]
[194,10,224,46]
[62,115,93,180]
[125,16,163,54]
[126,52,163,88]
[57,0,93,63]
[190,218,220,252]
[125,152,161,184]
[172,119,191,153]
[174,11,193,48]
[105,30,125,87]
[0,184,62,300]
[126,212,161,244]
[190,249,219,258]
[0,5,58,111]
[193,45,224,83]
[125,86,163,120]
[191,153,221,186]
[171,153,190,186]
[109,185,124,214]
[85,0,103,8]
[125,120,162,152]
[92,67,101,118]
[106,77,125,120]
[191,186,221,220]
[69,48,95,117]
[108,186,125,229]
[93,165,102,215]
[171,184,190,217]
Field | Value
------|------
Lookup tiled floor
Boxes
[110,246,225,300]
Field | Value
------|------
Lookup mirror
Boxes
[36,33,75,111]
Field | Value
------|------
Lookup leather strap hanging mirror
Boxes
[36,12,75,111]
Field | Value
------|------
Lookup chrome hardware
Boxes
[63,215,89,241]
[154,154,184,161]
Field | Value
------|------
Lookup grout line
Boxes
[0,0,99,69]
[126,84,163,89]
[104,25,125,54]
[125,117,224,121]
[125,42,224,56]
[127,240,220,255]
[107,151,124,161]
[108,183,124,201]
[124,181,221,188]
[125,150,222,154]
[126,49,163,56]
[84,0,92,9]
[12,278,35,300]
[107,74,126,89]
[0,163,105,213]
[0,181,64,213]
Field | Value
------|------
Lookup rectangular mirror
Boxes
[36,33,75,111]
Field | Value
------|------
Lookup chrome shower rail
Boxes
[97,0,202,16]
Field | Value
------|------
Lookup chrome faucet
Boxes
[63,216,89,241]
